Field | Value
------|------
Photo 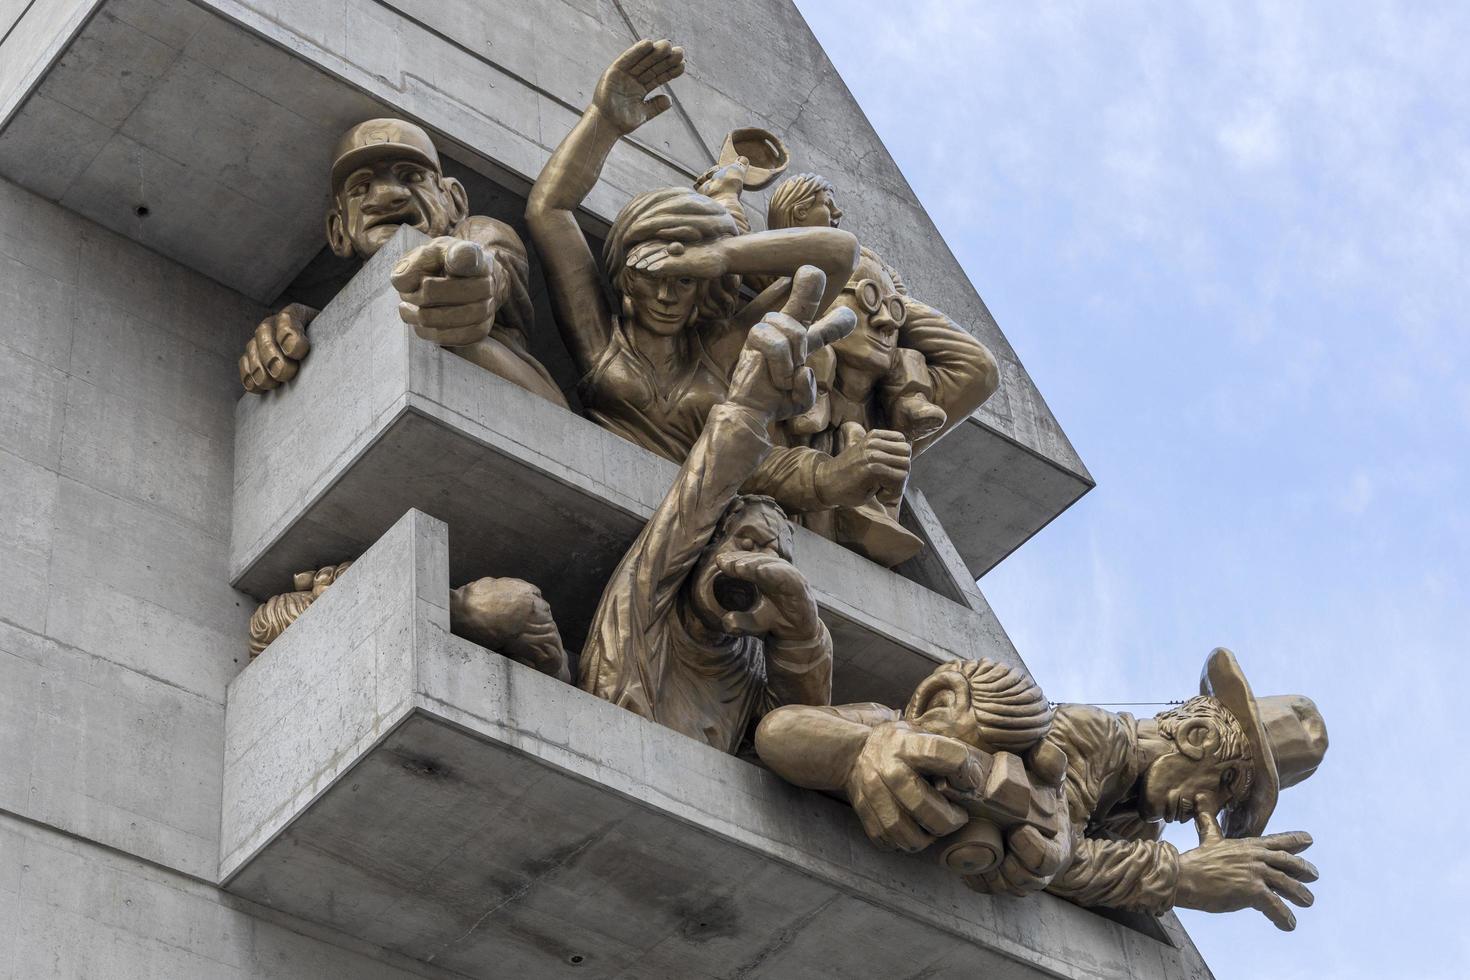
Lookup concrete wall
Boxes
[0,175,483,977]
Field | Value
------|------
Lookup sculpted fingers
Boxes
[442,239,487,278]
[779,265,827,325]
[274,304,314,360]
[1260,831,1313,854]
[1263,870,1315,908]
[803,306,857,357]
[390,238,454,294]
[407,274,493,308]
[875,764,967,837]
[1254,889,1297,931]
[893,729,983,787]
[1264,850,1319,882]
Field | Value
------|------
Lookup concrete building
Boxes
[0,1,1212,976]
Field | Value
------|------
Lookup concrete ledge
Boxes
[230,227,1019,706]
[221,508,1210,980]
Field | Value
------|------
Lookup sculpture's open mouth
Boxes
[711,572,759,612]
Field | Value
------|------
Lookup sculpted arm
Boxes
[898,302,1000,454]
[1046,835,1182,916]
[526,40,684,372]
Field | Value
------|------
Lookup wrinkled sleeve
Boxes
[760,626,833,716]
[578,403,772,708]
[899,301,1000,455]
[1042,706,1181,916]
[743,444,830,514]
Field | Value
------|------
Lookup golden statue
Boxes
[527,41,932,533]
[765,174,1002,564]
[577,267,856,753]
[240,118,566,408]
[756,648,1327,930]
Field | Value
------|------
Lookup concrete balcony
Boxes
[0,0,1093,579]
[229,228,1018,707]
[221,508,1208,980]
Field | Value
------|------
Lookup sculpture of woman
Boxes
[526,39,861,464]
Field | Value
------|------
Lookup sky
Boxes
[795,2,1469,977]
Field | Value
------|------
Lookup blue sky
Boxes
[796,2,1468,976]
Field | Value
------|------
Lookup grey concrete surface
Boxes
[0,175,261,881]
[222,508,1213,980]
[0,0,1093,578]
[0,813,471,980]
[231,226,1020,707]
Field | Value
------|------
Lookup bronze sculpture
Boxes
[247,561,353,658]
[577,267,855,753]
[526,41,924,533]
[240,119,566,407]
[756,648,1326,929]
[765,174,1002,564]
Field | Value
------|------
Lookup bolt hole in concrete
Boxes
[134,205,150,217]
[568,954,585,965]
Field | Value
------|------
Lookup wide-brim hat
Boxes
[1201,648,1329,838]
[331,118,442,191]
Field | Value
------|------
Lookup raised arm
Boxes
[526,39,685,373]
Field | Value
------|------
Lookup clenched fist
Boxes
[240,303,316,393]
[450,577,569,683]
[391,237,503,347]
[814,422,912,508]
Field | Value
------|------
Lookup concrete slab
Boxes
[0,0,1095,577]
[230,227,1020,706]
[220,508,1212,980]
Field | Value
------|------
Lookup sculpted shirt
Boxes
[577,402,833,753]
[1043,705,1181,915]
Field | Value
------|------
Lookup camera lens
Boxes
[712,573,759,612]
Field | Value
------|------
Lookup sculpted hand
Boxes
[1175,801,1318,931]
[695,156,750,199]
[392,237,503,347]
[450,577,569,682]
[240,303,316,393]
[593,39,685,134]
[713,552,821,641]
[814,422,912,508]
[844,721,976,853]
[727,265,856,421]
[626,239,727,279]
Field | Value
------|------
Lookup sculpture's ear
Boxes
[1174,717,1220,761]
[792,201,809,222]
[325,202,355,259]
[441,175,470,224]
[903,667,970,726]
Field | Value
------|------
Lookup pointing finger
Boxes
[390,240,451,294]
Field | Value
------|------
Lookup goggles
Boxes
[845,278,906,326]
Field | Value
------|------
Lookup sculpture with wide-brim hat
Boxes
[1201,647,1329,839]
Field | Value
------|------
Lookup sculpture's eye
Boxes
[677,277,694,288]
[1220,767,1237,791]
[347,180,369,198]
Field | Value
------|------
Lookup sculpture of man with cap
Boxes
[756,647,1328,929]
[238,118,566,408]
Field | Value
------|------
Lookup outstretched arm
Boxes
[897,301,1000,455]
[526,39,685,373]
[627,226,860,320]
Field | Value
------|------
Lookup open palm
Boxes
[593,38,685,134]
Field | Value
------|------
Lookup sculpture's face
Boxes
[1138,720,1252,825]
[622,265,700,336]
[831,270,904,383]
[793,189,843,228]
[688,503,793,634]
[332,157,463,258]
